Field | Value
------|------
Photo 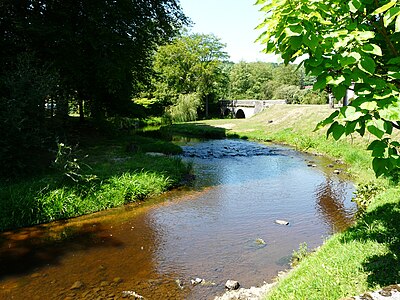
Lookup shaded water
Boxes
[0,139,356,300]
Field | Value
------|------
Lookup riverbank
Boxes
[0,120,191,231]
[194,105,400,299]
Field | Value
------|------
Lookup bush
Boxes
[168,93,202,122]
[273,84,301,104]
[298,89,328,104]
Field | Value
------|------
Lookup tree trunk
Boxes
[79,98,85,122]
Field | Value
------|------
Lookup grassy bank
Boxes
[190,105,399,299]
[0,121,190,231]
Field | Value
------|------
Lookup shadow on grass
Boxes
[341,202,400,287]
[161,123,228,139]
[0,221,123,279]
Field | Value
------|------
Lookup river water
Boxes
[0,139,356,300]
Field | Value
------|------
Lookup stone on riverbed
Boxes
[191,278,203,285]
[275,219,289,225]
[225,280,240,290]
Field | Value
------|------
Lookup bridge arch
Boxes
[235,109,245,119]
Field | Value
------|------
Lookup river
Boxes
[0,139,356,300]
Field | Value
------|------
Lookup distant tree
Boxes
[153,32,229,118]
[228,61,275,99]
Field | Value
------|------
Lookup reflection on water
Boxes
[0,139,356,300]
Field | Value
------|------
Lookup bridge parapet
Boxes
[220,99,286,118]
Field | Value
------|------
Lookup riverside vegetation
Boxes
[0,119,191,231]
[189,104,400,300]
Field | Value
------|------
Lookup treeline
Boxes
[136,32,328,123]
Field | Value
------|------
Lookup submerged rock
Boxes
[255,238,266,245]
[70,281,84,290]
[225,280,240,290]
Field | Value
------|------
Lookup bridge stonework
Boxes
[220,99,286,119]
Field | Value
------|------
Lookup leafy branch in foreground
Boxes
[256,0,400,177]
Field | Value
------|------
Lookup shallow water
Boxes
[0,139,356,300]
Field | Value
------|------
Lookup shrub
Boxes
[298,89,328,105]
[273,84,301,104]
[168,93,202,122]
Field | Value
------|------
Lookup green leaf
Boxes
[345,120,358,135]
[285,25,302,37]
[372,157,387,177]
[356,31,375,40]
[367,140,387,157]
[359,56,376,75]
[388,57,400,65]
[372,1,397,15]
[349,52,362,62]
[367,119,386,138]
[332,85,347,100]
[349,0,362,13]
[315,110,339,131]
[380,103,400,121]
[388,71,400,79]
[396,15,400,32]
[361,44,382,56]
[383,7,400,27]
[340,55,357,67]
[328,75,346,86]
[342,106,363,121]
[327,121,346,140]
[360,101,377,111]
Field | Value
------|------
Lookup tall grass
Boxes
[0,144,190,231]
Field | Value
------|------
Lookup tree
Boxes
[257,0,400,177]
[0,0,187,176]
[1,0,187,119]
[153,32,229,118]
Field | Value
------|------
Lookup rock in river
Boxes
[225,280,240,290]
[275,219,289,225]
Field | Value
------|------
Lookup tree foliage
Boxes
[257,0,400,177]
[153,32,229,118]
[0,0,186,176]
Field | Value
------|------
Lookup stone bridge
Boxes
[220,99,286,119]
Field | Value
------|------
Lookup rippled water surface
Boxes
[0,139,356,300]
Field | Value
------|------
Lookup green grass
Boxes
[0,153,190,231]
[0,119,192,231]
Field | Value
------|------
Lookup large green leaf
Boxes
[366,119,386,138]
[349,0,362,13]
[372,1,397,15]
[367,140,387,157]
[361,44,382,56]
[359,56,376,75]
[383,7,400,27]
[332,85,347,100]
[372,157,387,177]
[327,121,346,140]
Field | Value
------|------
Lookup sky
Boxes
[179,0,280,63]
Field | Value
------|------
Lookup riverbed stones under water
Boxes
[181,139,280,159]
